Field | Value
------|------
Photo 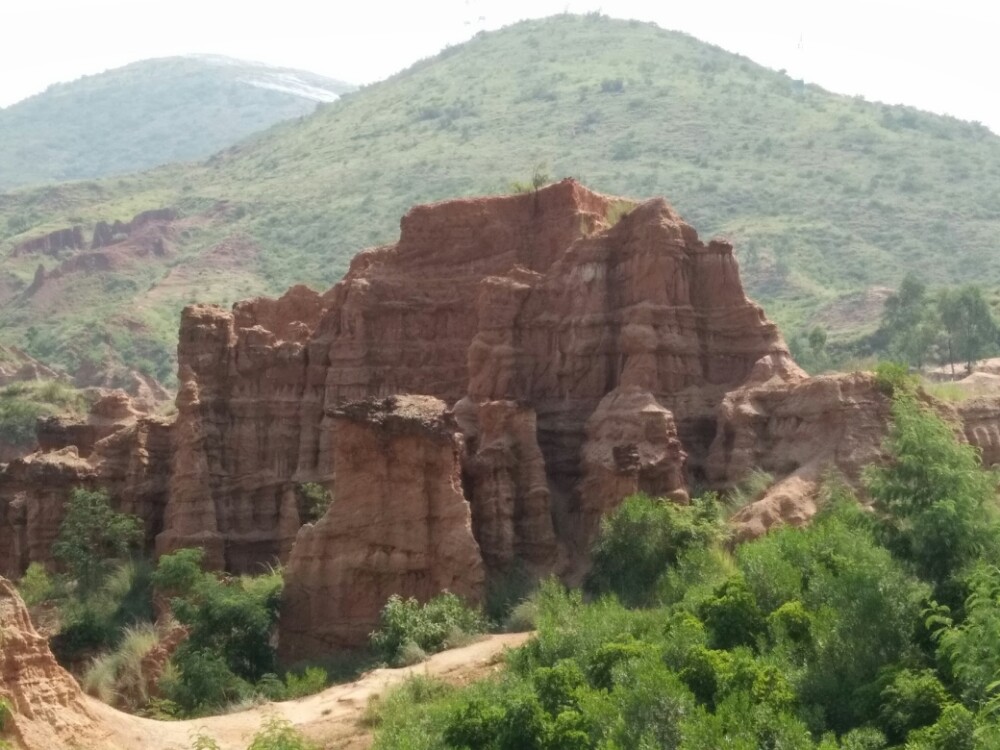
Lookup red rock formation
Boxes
[25,182,996,659]
[707,369,892,541]
[0,407,171,578]
[155,286,328,571]
[11,226,85,257]
[0,576,100,750]
[458,398,559,573]
[578,386,688,555]
[279,396,484,659]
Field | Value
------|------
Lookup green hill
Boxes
[2,13,999,384]
[0,55,354,190]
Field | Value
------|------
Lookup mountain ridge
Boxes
[0,55,354,190]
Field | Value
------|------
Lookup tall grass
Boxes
[82,623,160,709]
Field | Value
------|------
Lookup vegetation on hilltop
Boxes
[4,13,1000,380]
[0,379,89,448]
[0,56,353,190]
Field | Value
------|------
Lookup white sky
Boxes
[1,0,996,131]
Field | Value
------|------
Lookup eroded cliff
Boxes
[9,180,998,661]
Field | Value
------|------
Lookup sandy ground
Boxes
[83,633,530,750]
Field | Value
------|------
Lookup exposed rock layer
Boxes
[0,576,100,750]
[9,182,1000,660]
[279,396,484,657]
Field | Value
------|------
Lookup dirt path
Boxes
[84,633,530,750]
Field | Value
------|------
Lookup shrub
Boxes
[159,562,283,714]
[283,666,328,700]
[0,698,11,732]
[877,669,951,744]
[586,493,724,607]
[370,592,486,665]
[296,483,332,522]
[246,716,318,750]
[903,703,974,749]
[159,649,252,715]
[17,562,56,606]
[151,547,206,598]
[51,559,155,663]
[697,576,767,651]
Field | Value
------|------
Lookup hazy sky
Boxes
[2,0,996,131]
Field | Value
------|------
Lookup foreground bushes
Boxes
[370,387,1000,749]
[370,592,488,666]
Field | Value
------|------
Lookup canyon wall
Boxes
[9,180,1000,660]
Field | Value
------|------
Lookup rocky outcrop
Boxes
[154,286,329,571]
[22,181,1000,664]
[11,227,85,257]
[0,181,801,586]
[279,396,484,658]
[578,387,688,555]
[0,576,99,750]
[459,399,560,573]
[0,402,172,578]
[90,208,177,250]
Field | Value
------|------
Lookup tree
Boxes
[880,274,940,368]
[807,326,827,359]
[52,488,142,595]
[938,285,998,375]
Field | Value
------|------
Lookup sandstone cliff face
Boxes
[17,181,999,665]
[279,396,484,659]
[0,576,99,750]
[707,369,892,541]
[0,397,171,578]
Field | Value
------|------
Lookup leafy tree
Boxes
[938,285,999,374]
[864,393,1000,592]
[808,326,828,360]
[586,493,724,607]
[53,488,142,595]
[880,274,940,368]
[877,669,951,744]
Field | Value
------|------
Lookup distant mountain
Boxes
[2,13,1000,385]
[0,56,354,189]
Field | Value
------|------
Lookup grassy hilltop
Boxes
[0,55,353,191]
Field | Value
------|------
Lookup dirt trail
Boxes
[82,633,530,750]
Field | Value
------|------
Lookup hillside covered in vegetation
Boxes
[0,56,353,190]
[2,13,1000,381]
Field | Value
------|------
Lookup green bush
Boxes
[246,716,319,750]
[81,623,160,709]
[586,493,724,607]
[155,553,283,715]
[17,562,56,606]
[51,559,155,663]
[159,649,253,715]
[697,576,766,650]
[370,591,487,665]
[877,669,951,744]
